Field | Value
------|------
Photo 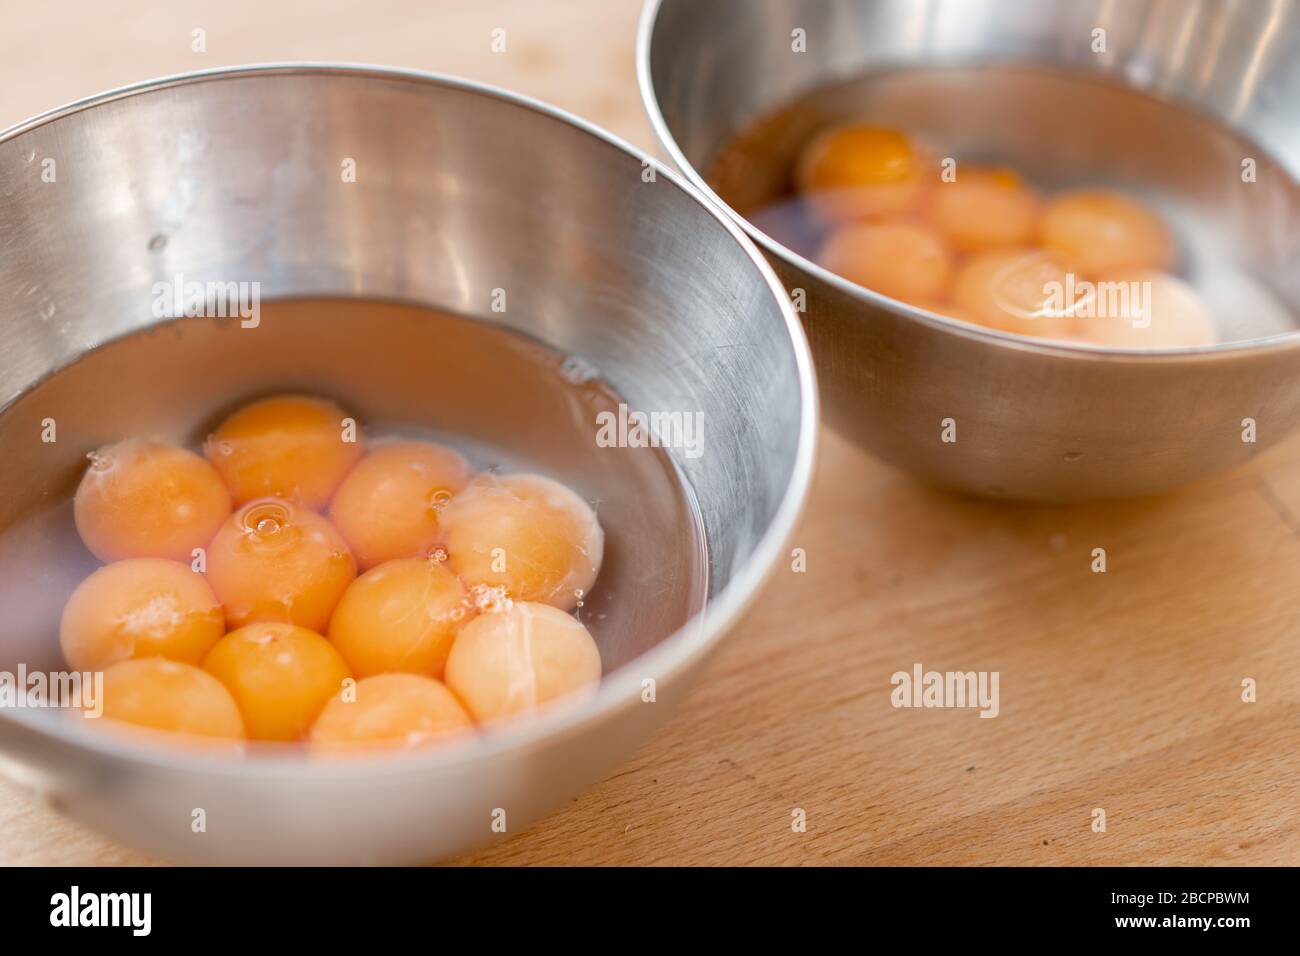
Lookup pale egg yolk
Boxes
[98,658,245,740]
[440,473,603,611]
[74,440,231,563]
[205,497,356,631]
[309,673,473,751]
[205,394,363,510]
[328,440,472,570]
[952,247,1085,340]
[925,166,1042,253]
[817,220,954,305]
[444,601,601,723]
[1042,189,1175,277]
[796,124,931,223]
[327,556,469,679]
[202,622,352,741]
[60,558,224,670]
[1072,269,1217,349]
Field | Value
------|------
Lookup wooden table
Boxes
[2,0,1296,866]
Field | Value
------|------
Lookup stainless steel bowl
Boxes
[639,0,1300,501]
[0,65,816,864]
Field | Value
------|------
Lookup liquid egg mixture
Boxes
[0,299,709,754]
[711,67,1298,348]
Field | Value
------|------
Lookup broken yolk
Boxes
[205,497,356,632]
[796,124,931,223]
[60,558,224,671]
[952,247,1085,340]
[328,440,472,570]
[202,622,352,741]
[205,394,363,510]
[309,673,473,752]
[925,166,1043,253]
[74,440,231,563]
[98,657,245,740]
[1042,189,1175,277]
[440,473,603,611]
[444,600,601,723]
[817,220,954,306]
[1072,269,1217,349]
[327,556,470,679]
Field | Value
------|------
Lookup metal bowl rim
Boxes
[0,62,820,781]
[635,0,1300,363]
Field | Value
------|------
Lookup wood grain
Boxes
[1,0,1296,866]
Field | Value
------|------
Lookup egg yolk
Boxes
[1072,269,1217,349]
[327,556,470,679]
[328,440,472,570]
[440,473,603,611]
[925,166,1042,253]
[205,497,356,631]
[796,124,931,223]
[202,622,352,741]
[309,673,473,751]
[952,247,1085,340]
[98,657,245,740]
[1042,189,1175,277]
[444,601,602,722]
[73,440,231,563]
[60,558,224,671]
[817,220,954,305]
[205,394,363,510]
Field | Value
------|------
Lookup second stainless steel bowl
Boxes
[640,0,1300,501]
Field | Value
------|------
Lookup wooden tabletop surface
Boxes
[2,0,1296,867]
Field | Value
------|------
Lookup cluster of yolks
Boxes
[798,123,1215,348]
[66,393,605,749]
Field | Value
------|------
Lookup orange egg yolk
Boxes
[202,622,352,741]
[1071,269,1217,349]
[205,394,363,510]
[440,473,603,611]
[309,673,473,751]
[925,166,1043,253]
[60,558,224,670]
[1042,189,1175,277]
[328,440,472,570]
[205,497,356,631]
[796,124,931,223]
[327,556,470,679]
[444,601,602,722]
[952,247,1086,340]
[817,220,954,305]
[98,658,245,740]
[73,440,231,563]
